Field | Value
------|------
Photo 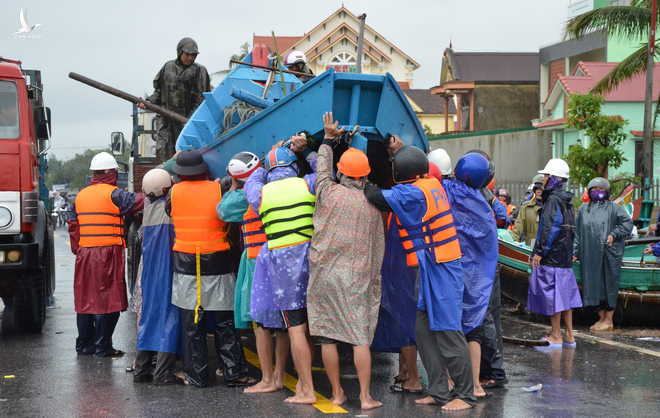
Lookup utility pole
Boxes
[642,0,657,183]
[356,14,366,73]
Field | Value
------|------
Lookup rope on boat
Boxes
[220,100,262,135]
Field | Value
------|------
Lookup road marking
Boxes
[242,348,347,414]
[53,234,60,238]
[505,316,660,358]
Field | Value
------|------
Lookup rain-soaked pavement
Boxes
[2,231,660,417]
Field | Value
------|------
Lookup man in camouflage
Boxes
[139,37,210,162]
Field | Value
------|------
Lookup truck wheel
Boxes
[126,223,143,297]
[13,268,47,334]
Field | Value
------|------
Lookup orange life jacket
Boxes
[397,177,461,267]
[242,205,267,259]
[506,204,515,230]
[170,181,229,254]
[76,183,124,247]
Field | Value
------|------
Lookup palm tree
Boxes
[212,42,251,78]
[565,0,658,179]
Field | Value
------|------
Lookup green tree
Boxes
[562,92,629,187]
[423,124,434,138]
[565,1,657,96]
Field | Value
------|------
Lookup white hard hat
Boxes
[142,168,173,200]
[226,152,260,184]
[284,50,307,65]
[428,148,452,175]
[89,152,118,170]
[538,158,570,179]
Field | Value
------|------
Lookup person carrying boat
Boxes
[166,148,253,388]
[443,151,498,400]
[575,177,633,331]
[67,152,145,357]
[364,146,475,411]
[244,141,318,404]
[133,169,184,385]
[283,50,314,84]
[138,38,210,163]
[369,135,423,397]
[528,158,582,347]
[306,112,385,409]
[217,151,292,394]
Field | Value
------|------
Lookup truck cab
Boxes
[0,58,55,333]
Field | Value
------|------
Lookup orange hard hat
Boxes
[428,162,442,182]
[337,147,371,179]
[487,178,496,190]
[582,189,589,204]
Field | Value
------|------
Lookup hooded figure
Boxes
[144,37,210,162]
[575,177,632,331]
[68,152,144,357]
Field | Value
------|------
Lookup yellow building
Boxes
[254,6,420,88]
[404,89,456,135]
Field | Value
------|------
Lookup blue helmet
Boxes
[454,151,494,188]
[265,147,297,172]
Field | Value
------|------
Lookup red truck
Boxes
[0,58,55,333]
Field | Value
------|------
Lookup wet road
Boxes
[1,231,660,417]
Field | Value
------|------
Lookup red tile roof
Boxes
[398,82,410,90]
[558,62,660,102]
[630,130,660,137]
[252,35,301,54]
[533,118,566,128]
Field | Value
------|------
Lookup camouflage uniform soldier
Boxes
[140,38,210,162]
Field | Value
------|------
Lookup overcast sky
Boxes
[1,0,571,160]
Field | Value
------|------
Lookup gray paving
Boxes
[1,231,660,417]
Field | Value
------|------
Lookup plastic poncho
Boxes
[443,178,498,334]
[575,200,633,308]
[307,144,384,346]
[67,171,144,314]
[137,198,182,354]
[244,162,317,328]
[370,214,418,352]
[383,184,464,332]
[216,189,254,329]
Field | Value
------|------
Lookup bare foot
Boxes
[545,335,562,345]
[474,386,487,398]
[244,380,279,393]
[442,398,472,411]
[175,372,189,386]
[480,379,496,387]
[285,393,317,404]
[330,394,346,406]
[415,396,438,405]
[360,397,382,410]
[403,380,423,391]
[273,372,285,390]
[589,321,602,330]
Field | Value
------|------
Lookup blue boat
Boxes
[176,55,428,179]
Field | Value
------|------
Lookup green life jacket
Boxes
[259,177,316,250]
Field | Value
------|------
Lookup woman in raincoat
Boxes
[528,159,582,347]
[574,177,632,331]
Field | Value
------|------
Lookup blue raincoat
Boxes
[370,214,418,352]
[136,198,182,354]
[383,184,464,332]
[443,178,498,334]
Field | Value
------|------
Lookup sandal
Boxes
[154,376,185,386]
[102,349,125,357]
[481,378,508,389]
[389,380,423,394]
[225,376,257,387]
